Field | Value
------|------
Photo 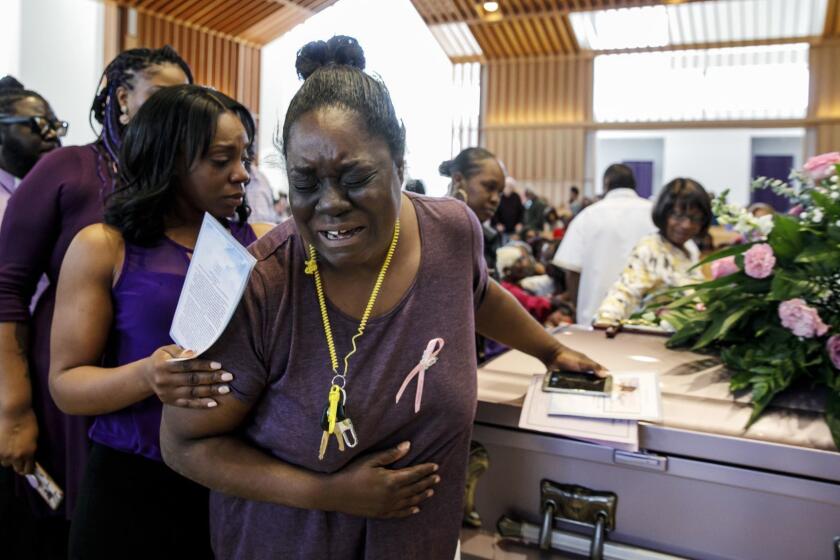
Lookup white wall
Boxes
[16,0,104,147]
[0,0,22,77]
[595,137,664,199]
[593,128,805,206]
[259,0,454,197]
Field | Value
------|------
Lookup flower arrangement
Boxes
[647,152,840,448]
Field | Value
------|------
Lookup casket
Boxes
[463,326,840,560]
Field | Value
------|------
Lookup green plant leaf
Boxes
[691,303,759,350]
[769,214,803,259]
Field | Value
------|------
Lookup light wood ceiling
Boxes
[109,0,339,46]
[411,0,838,60]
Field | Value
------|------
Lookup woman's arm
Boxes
[0,155,70,474]
[161,398,440,518]
[49,225,229,415]
[476,280,605,374]
[594,242,659,327]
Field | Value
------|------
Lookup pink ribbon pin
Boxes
[395,338,445,414]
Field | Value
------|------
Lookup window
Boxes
[593,44,810,122]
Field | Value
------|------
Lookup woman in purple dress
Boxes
[160,36,604,560]
[49,85,272,559]
[0,47,191,542]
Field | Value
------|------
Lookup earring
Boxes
[118,106,129,125]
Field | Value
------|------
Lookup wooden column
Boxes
[808,42,840,154]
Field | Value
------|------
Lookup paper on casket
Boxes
[169,213,257,359]
[548,371,663,422]
[520,374,639,451]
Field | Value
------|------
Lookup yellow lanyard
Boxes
[305,219,400,456]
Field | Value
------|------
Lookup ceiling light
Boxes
[483,1,499,13]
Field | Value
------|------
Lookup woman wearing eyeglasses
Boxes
[0,75,64,224]
[594,178,712,327]
[0,47,191,557]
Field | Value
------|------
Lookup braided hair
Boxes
[0,75,48,115]
[91,46,193,165]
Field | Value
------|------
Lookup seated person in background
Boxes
[594,178,712,327]
[543,207,565,239]
[497,246,573,327]
[748,202,775,218]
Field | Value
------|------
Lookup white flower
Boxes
[801,212,809,220]
[831,191,839,199]
[756,214,775,235]
[812,209,824,223]
[832,175,839,183]
[836,219,840,227]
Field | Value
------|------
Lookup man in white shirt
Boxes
[553,164,655,325]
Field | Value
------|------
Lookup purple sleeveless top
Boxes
[89,221,258,461]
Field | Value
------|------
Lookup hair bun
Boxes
[438,159,454,177]
[0,75,25,91]
[295,35,366,80]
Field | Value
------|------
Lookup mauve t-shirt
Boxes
[204,193,487,559]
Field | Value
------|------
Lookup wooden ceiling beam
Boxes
[413,0,709,25]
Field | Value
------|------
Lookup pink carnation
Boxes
[778,299,829,338]
[788,204,803,217]
[828,335,840,370]
[803,152,840,181]
[711,256,739,279]
[743,244,776,279]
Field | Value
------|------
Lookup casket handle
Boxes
[539,499,556,550]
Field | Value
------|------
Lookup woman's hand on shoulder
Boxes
[142,345,234,409]
[323,441,440,519]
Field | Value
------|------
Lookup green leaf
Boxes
[769,214,803,259]
[691,303,758,350]
[769,271,814,300]
[794,241,840,266]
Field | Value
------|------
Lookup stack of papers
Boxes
[519,375,639,451]
[548,371,662,422]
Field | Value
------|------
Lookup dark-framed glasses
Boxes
[0,114,69,138]
[670,213,705,225]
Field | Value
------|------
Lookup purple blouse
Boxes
[203,194,488,559]
[0,143,113,517]
[91,223,257,461]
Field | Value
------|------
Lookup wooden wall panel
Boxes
[485,128,586,206]
[484,56,592,125]
[808,42,840,153]
[481,56,592,204]
[121,9,261,114]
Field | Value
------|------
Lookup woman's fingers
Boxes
[170,384,231,399]
[171,397,219,409]
[388,462,438,487]
[395,472,440,499]
[163,370,233,388]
